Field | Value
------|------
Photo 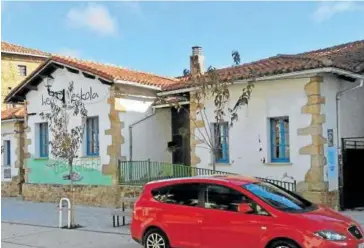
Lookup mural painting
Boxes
[27,157,112,185]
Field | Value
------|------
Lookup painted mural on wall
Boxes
[27,157,112,185]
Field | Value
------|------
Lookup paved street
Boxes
[1,223,139,248]
[1,197,364,248]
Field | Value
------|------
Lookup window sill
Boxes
[33,157,49,160]
[208,162,231,167]
[264,162,292,166]
[79,156,100,159]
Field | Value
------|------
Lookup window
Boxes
[86,117,99,156]
[38,122,49,158]
[203,184,269,215]
[17,65,27,76]
[270,117,290,162]
[152,183,201,207]
[244,182,315,213]
[212,122,229,163]
[3,140,11,166]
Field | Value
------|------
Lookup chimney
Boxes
[190,46,204,76]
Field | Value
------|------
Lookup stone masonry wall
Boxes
[22,184,143,208]
[1,180,20,197]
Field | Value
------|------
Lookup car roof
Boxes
[145,175,260,188]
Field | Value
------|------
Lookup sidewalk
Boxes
[1,197,131,235]
[2,222,138,248]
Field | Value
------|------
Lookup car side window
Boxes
[152,183,201,207]
[203,184,270,216]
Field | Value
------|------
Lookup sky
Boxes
[1,1,364,77]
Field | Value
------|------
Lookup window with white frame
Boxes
[270,117,290,162]
[212,122,229,164]
[3,140,11,166]
[86,116,99,156]
[38,122,49,158]
[17,65,27,76]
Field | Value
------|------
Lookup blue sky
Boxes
[2,1,364,77]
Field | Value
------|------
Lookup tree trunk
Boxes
[69,162,75,227]
[211,152,216,172]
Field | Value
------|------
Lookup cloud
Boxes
[116,1,144,19]
[66,3,118,36]
[312,1,364,23]
[57,48,82,58]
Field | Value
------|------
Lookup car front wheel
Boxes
[268,239,300,248]
[143,228,170,248]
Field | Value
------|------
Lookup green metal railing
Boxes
[119,159,231,185]
[119,160,297,193]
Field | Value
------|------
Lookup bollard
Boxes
[59,198,71,229]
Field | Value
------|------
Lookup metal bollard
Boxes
[59,198,71,229]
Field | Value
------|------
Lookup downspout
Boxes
[129,109,157,161]
[336,78,363,210]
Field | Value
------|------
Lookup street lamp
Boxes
[42,75,65,104]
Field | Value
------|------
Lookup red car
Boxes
[131,175,364,248]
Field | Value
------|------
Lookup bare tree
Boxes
[40,81,88,228]
[161,51,255,171]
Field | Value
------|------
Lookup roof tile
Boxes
[1,41,50,57]
[1,107,25,120]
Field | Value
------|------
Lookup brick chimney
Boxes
[190,46,204,76]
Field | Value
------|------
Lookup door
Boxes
[153,183,203,247]
[200,184,273,248]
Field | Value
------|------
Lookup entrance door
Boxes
[342,138,364,209]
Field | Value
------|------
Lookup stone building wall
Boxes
[22,184,142,208]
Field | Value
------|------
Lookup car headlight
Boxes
[314,230,347,241]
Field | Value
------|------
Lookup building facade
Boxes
[1,41,49,110]
[3,39,364,209]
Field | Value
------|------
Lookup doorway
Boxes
[341,137,364,210]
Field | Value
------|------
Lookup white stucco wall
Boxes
[322,74,364,190]
[26,67,172,172]
[195,77,312,182]
[1,121,19,181]
[26,68,111,166]
[120,105,172,163]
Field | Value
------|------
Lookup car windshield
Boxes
[243,182,316,213]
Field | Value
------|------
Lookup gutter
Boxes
[129,109,157,161]
[1,118,24,123]
[114,79,162,91]
[1,50,50,59]
[157,67,364,96]
[335,78,364,151]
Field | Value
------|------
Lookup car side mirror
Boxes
[238,203,252,214]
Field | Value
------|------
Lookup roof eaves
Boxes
[1,50,50,59]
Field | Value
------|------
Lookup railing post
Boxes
[147,159,151,182]
[58,197,71,229]
[128,161,132,182]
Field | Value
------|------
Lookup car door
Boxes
[200,183,274,248]
[152,183,204,248]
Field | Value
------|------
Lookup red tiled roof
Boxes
[51,56,179,88]
[164,39,364,91]
[1,107,25,121]
[1,41,50,57]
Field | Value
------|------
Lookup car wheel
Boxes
[269,239,300,248]
[143,228,170,248]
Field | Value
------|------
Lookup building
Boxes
[1,41,50,110]
[158,40,364,210]
[3,39,364,209]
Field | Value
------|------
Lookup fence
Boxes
[119,160,297,192]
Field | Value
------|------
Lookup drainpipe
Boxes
[129,109,156,161]
[336,79,364,151]
[336,78,363,210]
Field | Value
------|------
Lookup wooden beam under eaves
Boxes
[82,72,96,79]
[98,78,113,85]
[24,85,38,91]
[66,67,79,74]
[12,95,25,102]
